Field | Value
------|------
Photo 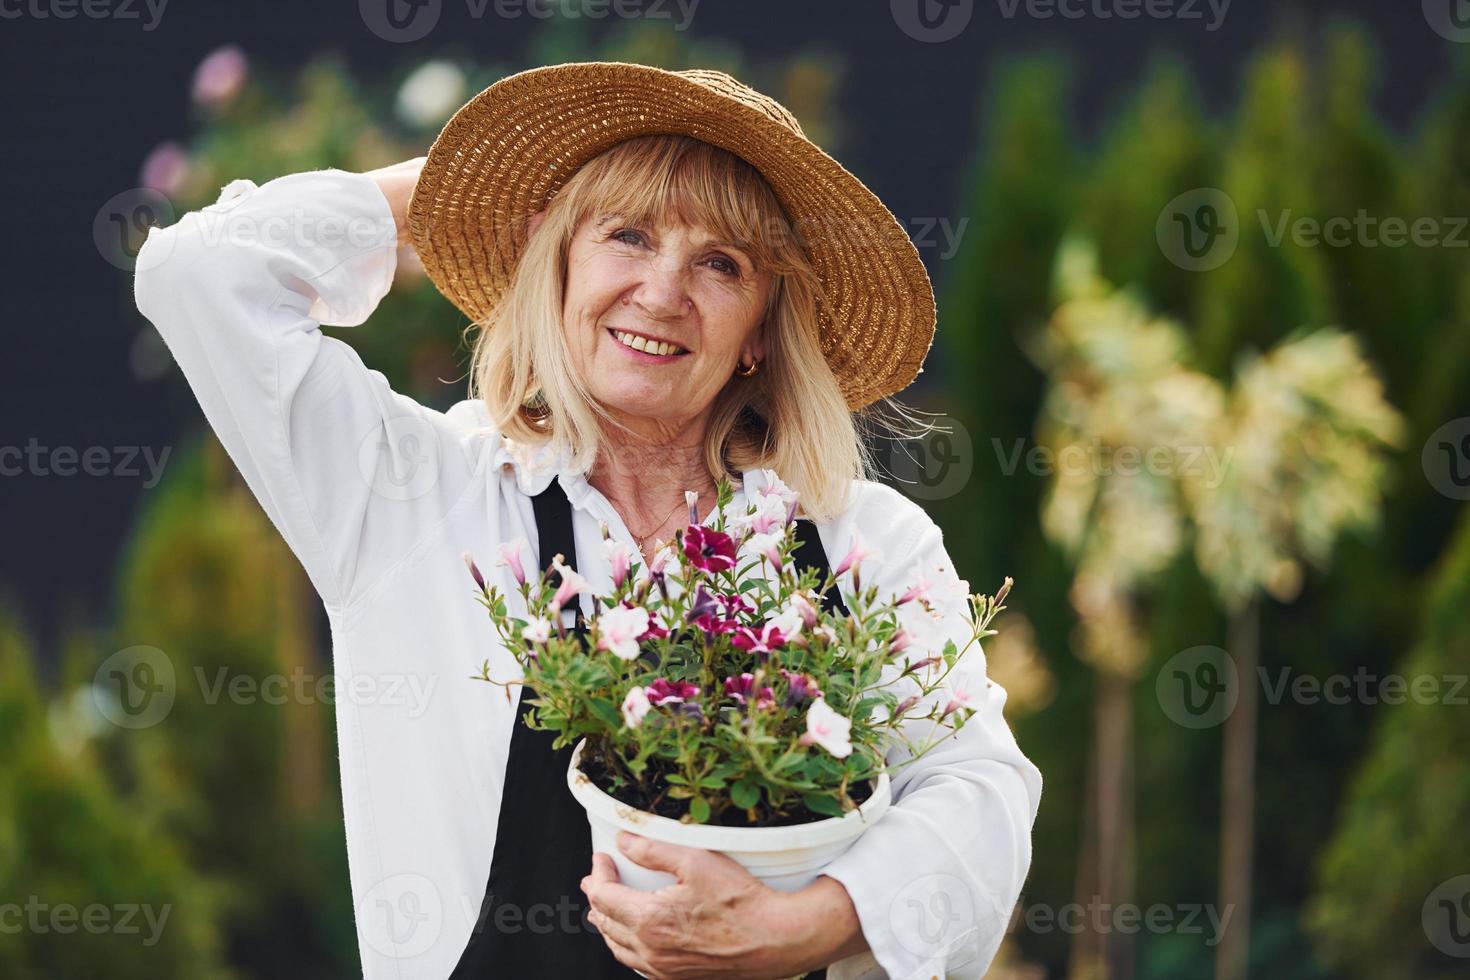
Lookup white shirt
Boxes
[133,168,1042,980]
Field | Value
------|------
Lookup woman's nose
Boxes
[630,258,692,319]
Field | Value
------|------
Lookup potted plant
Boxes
[465,475,1010,893]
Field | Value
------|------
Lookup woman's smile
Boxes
[605,326,692,362]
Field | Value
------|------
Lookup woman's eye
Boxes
[707,255,739,277]
[611,228,645,247]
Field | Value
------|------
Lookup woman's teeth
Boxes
[614,330,686,357]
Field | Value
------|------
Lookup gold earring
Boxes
[735,359,760,378]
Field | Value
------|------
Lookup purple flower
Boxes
[724,673,775,710]
[732,622,788,659]
[647,678,700,706]
[684,524,737,574]
[780,669,823,708]
[462,551,486,592]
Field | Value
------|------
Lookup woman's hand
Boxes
[364,157,426,246]
[581,832,868,978]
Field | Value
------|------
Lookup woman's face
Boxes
[560,213,772,434]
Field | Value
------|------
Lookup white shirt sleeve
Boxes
[818,484,1042,979]
[133,168,493,613]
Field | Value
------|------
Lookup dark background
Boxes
[0,0,1448,654]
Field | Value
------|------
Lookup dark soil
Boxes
[580,751,875,828]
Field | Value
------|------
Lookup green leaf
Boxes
[689,797,711,823]
[587,698,621,729]
[802,792,845,818]
[730,779,760,809]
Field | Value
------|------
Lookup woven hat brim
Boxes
[408,61,936,410]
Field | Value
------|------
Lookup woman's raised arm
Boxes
[133,162,492,615]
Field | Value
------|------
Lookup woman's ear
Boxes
[525,208,548,241]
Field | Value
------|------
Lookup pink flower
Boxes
[833,532,877,579]
[889,628,912,655]
[785,591,820,630]
[800,697,853,758]
[622,686,652,728]
[140,141,189,196]
[744,530,785,567]
[602,537,634,589]
[941,685,977,719]
[192,45,248,108]
[550,556,593,611]
[647,678,700,706]
[684,524,737,573]
[494,536,528,586]
[724,673,775,710]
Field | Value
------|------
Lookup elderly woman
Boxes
[135,63,1040,979]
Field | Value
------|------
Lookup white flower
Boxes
[803,697,853,758]
[597,605,651,661]
[521,618,552,644]
[621,686,652,728]
[769,607,804,641]
[743,530,785,568]
[395,60,467,128]
[757,470,799,509]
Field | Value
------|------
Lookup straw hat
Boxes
[407,62,936,410]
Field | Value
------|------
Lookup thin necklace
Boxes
[624,488,707,555]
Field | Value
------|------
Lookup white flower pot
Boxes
[566,739,892,893]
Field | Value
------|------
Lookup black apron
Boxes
[451,479,848,978]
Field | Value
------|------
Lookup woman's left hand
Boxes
[580,831,854,978]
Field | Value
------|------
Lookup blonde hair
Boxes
[467,135,891,521]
